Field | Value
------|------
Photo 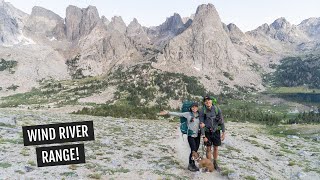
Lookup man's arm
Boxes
[199,111,204,123]
[217,108,226,141]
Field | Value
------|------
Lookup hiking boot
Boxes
[188,163,199,172]
[192,163,199,171]
[213,160,221,172]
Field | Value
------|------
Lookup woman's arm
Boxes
[168,112,189,118]
[158,111,189,118]
[158,110,169,116]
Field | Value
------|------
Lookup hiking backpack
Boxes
[180,101,195,135]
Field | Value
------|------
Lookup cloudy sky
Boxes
[4,0,320,31]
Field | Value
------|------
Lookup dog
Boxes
[191,151,214,172]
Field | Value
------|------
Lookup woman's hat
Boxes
[191,102,199,107]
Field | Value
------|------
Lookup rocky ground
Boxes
[0,108,319,180]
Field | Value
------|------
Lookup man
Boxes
[200,95,225,171]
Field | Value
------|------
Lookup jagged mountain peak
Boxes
[227,23,243,32]
[101,15,110,26]
[31,6,62,21]
[195,3,216,14]
[225,23,248,44]
[159,13,184,32]
[24,5,65,41]
[153,3,261,94]
[107,16,127,33]
[182,14,195,24]
[193,3,223,29]
[66,5,80,11]
[82,5,99,18]
[271,17,291,30]
[111,16,125,23]
[298,17,320,40]
[194,3,220,20]
[0,0,29,44]
[127,18,144,33]
[65,5,99,18]
[299,17,320,26]
[0,0,28,21]
[65,5,100,41]
[129,18,140,26]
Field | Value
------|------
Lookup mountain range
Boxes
[1,0,320,98]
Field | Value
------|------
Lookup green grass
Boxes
[68,164,78,170]
[245,139,261,147]
[0,76,109,108]
[221,167,235,176]
[60,172,77,177]
[125,151,143,160]
[281,148,294,154]
[249,135,257,138]
[245,175,256,180]
[122,139,134,146]
[0,162,11,168]
[267,86,320,94]
[252,156,259,162]
[268,125,320,138]
[0,137,23,144]
[14,169,25,174]
[304,166,320,174]
[27,160,36,166]
[103,167,130,175]
[153,170,187,180]
[20,147,30,156]
[267,126,299,137]
[288,161,296,166]
[87,173,101,179]
[225,145,242,153]
[149,155,181,170]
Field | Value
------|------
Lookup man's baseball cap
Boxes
[203,95,212,102]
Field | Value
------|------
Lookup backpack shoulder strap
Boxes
[213,105,219,115]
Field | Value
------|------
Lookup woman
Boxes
[158,102,201,172]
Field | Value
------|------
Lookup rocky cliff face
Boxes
[147,13,188,48]
[153,4,263,92]
[106,16,127,34]
[73,16,143,76]
[246,18,310,57]
[23,6,65,40]
[126,18,150,45]
[0,0,30,45]
[65,5,100,41]
[297,18,320,52]
[101,15,110,27]
[298,17,320,40]
[223,23,278,73]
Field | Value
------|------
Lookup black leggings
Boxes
[187,135,200,164]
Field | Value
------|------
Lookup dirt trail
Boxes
[167,128,226,180]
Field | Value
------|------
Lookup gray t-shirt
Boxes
[168,111,200,137]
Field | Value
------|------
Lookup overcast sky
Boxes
[4,0,320,31]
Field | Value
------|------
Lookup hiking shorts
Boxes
[204,130,221,147]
